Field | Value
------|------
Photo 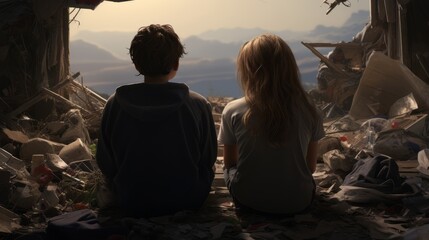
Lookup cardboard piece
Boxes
[349,51,429,120]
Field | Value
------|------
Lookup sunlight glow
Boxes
[69,0,370,38]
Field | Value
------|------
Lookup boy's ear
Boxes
[173,60,179,71]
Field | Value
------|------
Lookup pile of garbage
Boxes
[1,49,429,238]
[0,75,106,237]
[315,51,429,170]
[0,128,102,236]
[308,50,429,236]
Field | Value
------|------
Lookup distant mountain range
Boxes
[70,10,369,97]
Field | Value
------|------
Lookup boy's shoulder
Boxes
[184,90,213,116]
[188,89,205,99]
[188,90,210,105]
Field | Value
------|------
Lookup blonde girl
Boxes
[218,34,325,215]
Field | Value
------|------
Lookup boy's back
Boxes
[95,24,217,218]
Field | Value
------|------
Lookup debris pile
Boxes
[2,50,429,239]
[1,1,429,238]
[0,74,107,238]
[1,64,429,239]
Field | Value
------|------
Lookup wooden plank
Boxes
[6,91,49,119]
[396,160,418,169]
[399,3,410,67]
[42,88,91,115]
[305,42,363,49]
[71,80,107,105]
[301,41,351,78]
[370,0,379,26]
[52,72,81,92]
[6,72,80,118]
[416,53,429,79]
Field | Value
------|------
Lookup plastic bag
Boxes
[374,129,428,160]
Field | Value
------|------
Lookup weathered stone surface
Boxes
[2,128,29,144]
[19,138,65,162]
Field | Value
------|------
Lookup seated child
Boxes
[218,34,325,216]
[96,24,217,218]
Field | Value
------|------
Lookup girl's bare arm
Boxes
[306,141,319,173]
[223,144,238,169]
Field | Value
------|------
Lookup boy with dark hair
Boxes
[96,24,217,218]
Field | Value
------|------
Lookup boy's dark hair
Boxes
[129,24,185,76]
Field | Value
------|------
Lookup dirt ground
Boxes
[2,160,429,240]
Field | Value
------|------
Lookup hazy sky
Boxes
[69,0,369,39]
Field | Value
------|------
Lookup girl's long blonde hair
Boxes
[237,34,317,146]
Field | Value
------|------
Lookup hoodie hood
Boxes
[115,82,189,121]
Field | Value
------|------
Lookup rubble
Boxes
[0,51,429,240]
[58,138,92,164]
[2,83,429,239]
[0,206,20,234]
[1,0,429,239]
[322,149,356,172]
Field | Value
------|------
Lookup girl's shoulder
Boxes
[224,97,246,108]
[223,98,247,114]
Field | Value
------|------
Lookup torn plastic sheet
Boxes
[417,149,429,175]
[389,93,419,118]
[0,147,29,179]
[374,128,428,160]
[0,205,21,234]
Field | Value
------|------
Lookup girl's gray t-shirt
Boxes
[218,97,325,214]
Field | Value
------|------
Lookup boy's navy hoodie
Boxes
[96,82,217,217]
